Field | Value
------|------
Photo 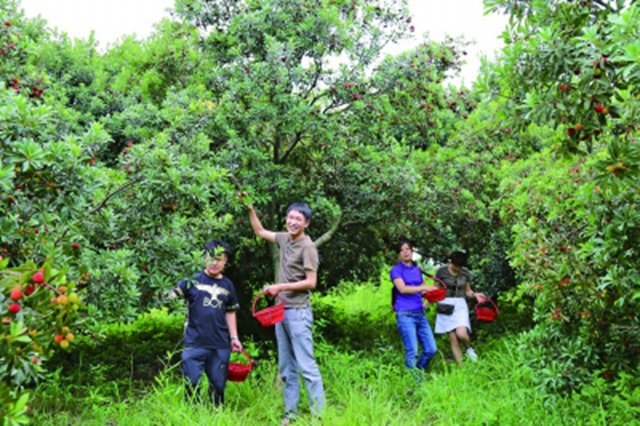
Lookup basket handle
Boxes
[474,297,498,314]
[236,348,253,366]
[251,290,285,316]
[422,272,447,289]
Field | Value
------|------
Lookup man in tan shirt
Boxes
[248,202,325,424]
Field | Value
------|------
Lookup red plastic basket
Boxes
[227,349,253,382]
[252,291,285,327]
[423,276,447,303]
[474,298,499,322]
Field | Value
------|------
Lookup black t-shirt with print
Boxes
[174,271,239,349]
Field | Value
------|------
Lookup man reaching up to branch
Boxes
[247,201,325,425]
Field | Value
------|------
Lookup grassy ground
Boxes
[32,334,632,426]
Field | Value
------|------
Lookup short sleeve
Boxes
[390,265,402,281]
[302,242,319,272]
[225,279,240,312]
[275,232,287,248]
[174,279,189,298]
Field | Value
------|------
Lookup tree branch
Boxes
[308,90,331,107]
[591,0,616,13]
[303,59,323,100]
[54,177,143,246]
[278,130,305,164]
[89,177,143,215]
[314,211,342,248]
[227,172,244,191]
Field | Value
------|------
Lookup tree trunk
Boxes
[271,241,280,284]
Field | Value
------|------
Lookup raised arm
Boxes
[248,204,276,243]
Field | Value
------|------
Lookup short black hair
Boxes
[204,240,230,258]
[286,202,312,222]
[396,238,414,254]
[449,251,468,267]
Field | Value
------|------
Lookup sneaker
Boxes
[465,347,478,362]
[281,411,297,426]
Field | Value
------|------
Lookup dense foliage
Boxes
[0,262,84,424]
[479,0,640,392]
[1,0,639,422]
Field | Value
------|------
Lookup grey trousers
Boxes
[275,307,325,416]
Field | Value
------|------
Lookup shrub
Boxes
[50,308,184,384]
[312,273,399,350]
[0,260,85,424]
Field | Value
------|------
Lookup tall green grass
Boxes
[31,279,638,425]
[32,335,636,425]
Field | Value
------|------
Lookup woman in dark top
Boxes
[434,251,486,364]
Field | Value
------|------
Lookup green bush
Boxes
[0,260,86,425]
[51,308,184,384]
[313,271,399,350]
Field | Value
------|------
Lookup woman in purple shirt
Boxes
[390,240,438,380]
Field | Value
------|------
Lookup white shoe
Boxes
[465,347,478,362]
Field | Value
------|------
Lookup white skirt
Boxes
[435,297,471,334]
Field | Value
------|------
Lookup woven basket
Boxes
[474,298,499,322]
[252,291,285,327]
[228,349,253,382]
[423,276,447,303]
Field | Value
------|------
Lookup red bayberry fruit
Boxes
[8,303,20,314]
[32,269,45,284]
[10,286,22,301]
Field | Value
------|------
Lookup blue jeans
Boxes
[396,310,437,371]
[275,307,325,416]
[182,347,230,406]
